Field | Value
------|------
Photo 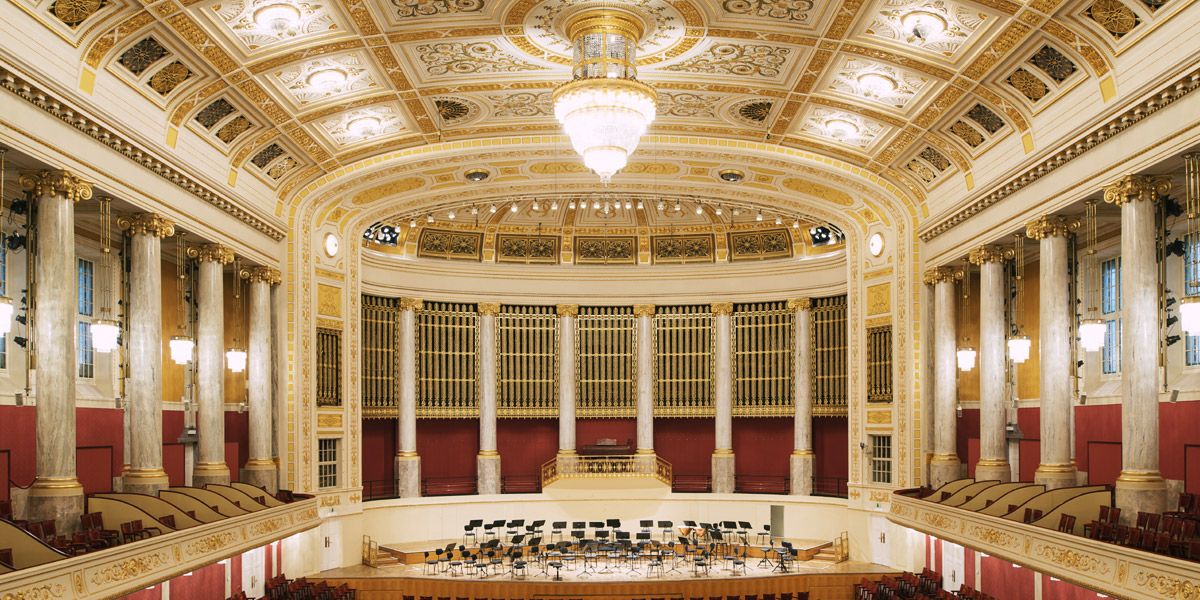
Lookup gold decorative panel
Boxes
[866,282,891,316]
[316,327,342,407]
[497,305,559,417]
[576,306,636,417]
[811,295,847,417]
[651,234,714,264]
[317,283,342,317]
[654,305,715,417]
[866,410,892,425]
[317,413,344,428]
[496,234,560,264]
[416,301,479,417]
[728,229,793,261]
[361,295,399,418]
[732,301,794,417]
[867,325,893,404]
[574,236,636,265]
[416,228,483,261]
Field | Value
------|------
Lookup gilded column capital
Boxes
[923,266,961,285]
[632,304,655,317]
[241,266,282,285]
[477,302,502,316]
[556,304,579,317]
[18,169,93,202]
[1025,215,1080,240]
[1102,174,1173,205]
[186,243,235,264]
[398,297,423,311]
[118,213,176,238]
[787,297,812,311]
[968,244,1014,265]
[711,302,734,315]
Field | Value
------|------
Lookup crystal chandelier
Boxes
[1182,153,1200,334]
[1079,200,1107,352]
[552,7,657,183]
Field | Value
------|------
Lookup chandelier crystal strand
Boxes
[0,150,12,335]
[1007,233,1032,363]
[1180,154,1200,334]
[1079,200,1106,351]
[552,8,657,183]
[226,257,247,373]
[957,264,976,371]
[91,197,120,353]
[169,232,194,364]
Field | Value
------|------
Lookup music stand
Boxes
[616,530,631,541]
[571,529,586,543]
[606,518,621,531]
[658,520,673,541]
[588,520,605,536]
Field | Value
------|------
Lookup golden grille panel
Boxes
[497,305,559,417]
[576,306,636,417]
[733,301,794,416]
[316,327,342,407]
[416,302,479,417]
[811,295,848,416]
[654,305,715,417]
[361,295,399,418]
[867,324,893,404]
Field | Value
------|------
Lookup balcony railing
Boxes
[421,476,477,496]
[541,455,672,487]
[735,475,790,495]
[812,476,849,498]
[672,474,712,493]
[500,475,541,494]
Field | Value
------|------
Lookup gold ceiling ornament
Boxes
[967,243,1013,264]
[118,212,176,238]
[18,169,94,202]
[1024,214,1080,239]
[922,265,960,285]
[552,5,657,183]
[187,242,235,263]
[1101,173,1172,205]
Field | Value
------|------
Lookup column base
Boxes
[122,468,171,496]
[1115,471,1168,526]
[974,459,1012,483]
[193,462,231,487]
[712,451,735,494]
[242,460,279,495]
[1033,464,1077,490]
[929,455,961,489]
[395,454,421,498]
[557,449,577,457]
[790,451,813,496]
[477,453,501,495]
[28,478,85,534]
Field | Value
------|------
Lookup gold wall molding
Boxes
[398,297,424,311]
[866,410,892,424]
[317,283,342,317]
[864,266,893,281]
[866,282,891,316]
[18,170,93,202]
[183,531,239,556]
[968,244,1014,264]
[118,213,176,238]
[1025,215,1081,240]
[317,413,343,428]
[315,267,346,281]
[316,317,343,329]
[632,304,655,317]
[1102,174,1173,205]
[187,243,235,264]
[864,315,892,328]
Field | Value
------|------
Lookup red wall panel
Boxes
[956,408,980,470]
[1019,439,1040,482]
[496,419,556,477]
[361,418,396,486]
[0,405,36,488]
[575,418,636,451]
[416,419,478,477]
[979,555,1035,600]
[1074,403,1120,474]
[1187,446,1200,494]
[1158,401,1200,481]
[813,417,848,480]
[1042,574,1099,600]
[963,547,975,590]
[230,554,242,595]
[77,446,114,494]
[225,411,249,471]
[966,439,980,479]
[168,562,225,600]
[732,417,791,476]
[224,442,240,483]
[116,584,162,600]
[1087,441,1122,486]
[0,450,9,501]
[654,418,714,475]
[76,407,124,481]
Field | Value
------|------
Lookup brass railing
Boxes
[541,455,672,487]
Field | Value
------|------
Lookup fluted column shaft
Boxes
[1107,175,1171,520]
[971,247,1012,482]
[244,268,280,493]
[712,302,734,493]
[192,244,233,487]
[790,298,813,495]
[557,305,577,455]
[1028,216,1079,489]
[395,298,421,497]
[123,215,175,495]
[927,267,960,488]
[477,303,500,495]
[22,171,90,530]
[634,305,655,455]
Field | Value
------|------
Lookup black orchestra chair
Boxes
[463,519,482,546]
[484,519,505,541]
[551,521,567,542]
[640,519,653,536]
[571,529,586,544]
[658,520,673,541]
[528,519,545,537]
[505,519,524,541]
[757,523,771,545]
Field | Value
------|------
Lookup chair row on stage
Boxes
[463,519,772,547]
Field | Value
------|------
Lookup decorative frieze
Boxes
[118,213,176,238]
[187,243,235,264]
[1102,174,1173,205]
[1024,215,1080,240]
[968,244,1014,264]
[18,170,93,202]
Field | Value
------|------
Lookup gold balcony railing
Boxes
[541,455,672,487]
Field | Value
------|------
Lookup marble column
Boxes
[1027,215,1080,490]
[20,170,90,531]
[477,302,501,495]
[395,297,422,497]
[712,302,735,493]
[925,266,961,488]
[969,245,1013,482]
[633,305,655,460]
[189,243,234,487]
[1106,174,1172,520]
[121,213,175,495]
[789,298,814,496]
[557,305,578,456]
[243,266,281,493]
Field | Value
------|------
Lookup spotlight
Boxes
[593,199,601,210]
[489,203,497,213]
[696,204,703,215]
[426,214,434,223]
[532,200,540,211]
[625,200,632,210]
[447,210,455,219]
[792,219,799,228]
[775,215,782,225]
[715,205,722,216]
[551,200,559,210]
[636,200,644,209]
[470,206,478,215]
[410,218,417,227]
[657,200,665,211]
[756,210,763,221]
[511,202,519,212]
[569,199,577,209]
[465,169,490,182]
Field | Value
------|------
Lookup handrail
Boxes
[540,455,672,487]
[734,475,790,495]
[812,476,849,498]
[421,476,477,497]
[500,475,541,494]
[672,474,712,493]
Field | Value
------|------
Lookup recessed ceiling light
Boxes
[902,11,946,41]
[465,168,489,182]
[718,169,744,183]
[858,73,896,97]
[826,119,858,139]
[254,4,300,34]
[307,69,347,94]
[348,117,380,137]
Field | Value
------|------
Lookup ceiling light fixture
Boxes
[715,205,723,216]
[410,217,417,227]
[348,116,380,137]
[307,69,347,95]
[510,202,519,212]
[447,209,455,219]
[775,215,782,225]
[957,265,976,371]
[1008,232,1033,363]
[489,203,497,213]
[826,119,858,140]
[169,229,194,365]
[696,204,703,215]
[254,3,300,34]
[552,8,657,183]
[858,73,897,97]
[551,200,559,210]
[756,210,763,221]
[532,200,540,211]
[902,10,946,41]
[1182,154,1200,334]
[91,196,119,353]
[427,214,434,223]
[636,199,644,210]
[1079,200,1106,351]
[569,199,577,210]
[792,219,800,229]
[625,200,632,210]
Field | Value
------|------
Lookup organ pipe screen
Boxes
[866,325,893,403]
[316,327,343,407]
[576,306,636,417]
[732,301,794,416]
[416,301,479,417]
[497,305,559,417]
[361,295,398,418]
[811,295,848,416]
[653,305,714,416]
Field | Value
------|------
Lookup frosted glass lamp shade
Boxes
[169,335,194,365]
[1181,296,1200,335]
[1079,319,1107,352]
[91,319,120,353]
[956,347,976,371]
[1007,335,1032,363]
[226,348,247,373]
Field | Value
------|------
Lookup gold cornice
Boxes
[186,243,235,264]
[398,297,423,311]
[1102,174,1173,205]
[477,302,502,316]
[1025,215,1080,240]
[968,244,1014,265]
[117,213,176,238]
[711,302,734,315]
[923,266,960,285]
[556,304,579,317]
[787,297,812,311]
[243,266,282,284]
[18,170,93,202]
[632,304,655,317]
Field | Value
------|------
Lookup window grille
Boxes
[318,438,339,489]
[811,295,848,416]
[316,327,342,407]
[1101,257,1121,374]
[361,295,399,418]
[866,325,893,403]
[870,435,892,484]
[496,305,558,417]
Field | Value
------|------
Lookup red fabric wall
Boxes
[0,450,8,501]
[575,418,636,451]
[230,554,242,595]
[813,416,848,480]
[0,405,36,488]
[654,418,714,475]
[116,584,162,600]
[416,419,478,477]
[956,408,980,476]
[77,446,114,494]
[496,419,556,477]
[1042,574,1100,599]
[979,555,1035,599]
[963,547,975,590]
[167,562,225,600]
[1087,441,1122,486]
[163,410,186,487]
[732,417,791,476]
[225,411,249,479]
[361,418,396,485]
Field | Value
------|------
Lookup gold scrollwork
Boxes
[1102,174,1173,206]
[632,304,655,318]
[18,170,93,202]
[249,517,288,536]
[90,552,169,585]
[1,584,66,600]
[298,507,319,521]
[920,511,957,530]
[968,244,1014,264]
[787,297,811,311]
[556,304,578,317]
[1034,544,1110,575]
[477,302,502,316]
[966,525,1019,548]
[922,265,960,285]
[243,266,283,284]
[118,213,176,238]
[186,243,235,264]
[1025,215,1081,240]
[1131,571,1200,598]
[711,302,734,315]
[184,531,239,555]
